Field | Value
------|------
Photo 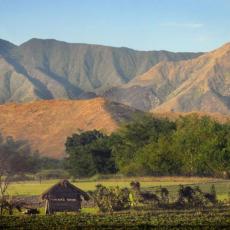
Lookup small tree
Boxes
[202,184,218,206]
[177,185,196,207]
[210,184,217,201]
[0,175,10,215]
[130,181,143,206]
[130,181,160,207]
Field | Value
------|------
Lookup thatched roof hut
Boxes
[41,179,90,214]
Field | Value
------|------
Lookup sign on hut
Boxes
[41,179,90,214]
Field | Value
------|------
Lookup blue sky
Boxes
[0,0,230,52]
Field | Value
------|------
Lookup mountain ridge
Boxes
[0,39,16,56]
[0,38,202,104]
[104,42,230,114]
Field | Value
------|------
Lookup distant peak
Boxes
[0,39,17,55]
[20,38,64,47]
[0,38,16,47]
[26,38,58,42]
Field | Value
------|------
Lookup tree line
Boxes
[65,114,230,178]
[0,134,61,179]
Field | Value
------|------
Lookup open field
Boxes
[8,177,230,201]
[2,177,230,229]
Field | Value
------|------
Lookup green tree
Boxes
[172,115,230,176]
[64,114,230,178]
[112,114,176,175]
[65,130,116,177]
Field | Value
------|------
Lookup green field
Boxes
[8,177,230,201]
[1,209,230,229]
[2,177,230,229]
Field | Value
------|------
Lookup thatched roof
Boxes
[41,180,90,200]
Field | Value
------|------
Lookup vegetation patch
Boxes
[65,114,230,178]
[1,210,230,229]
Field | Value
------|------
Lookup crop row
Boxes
[1,210,230,229]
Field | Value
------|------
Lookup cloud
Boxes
[160,22,204,28]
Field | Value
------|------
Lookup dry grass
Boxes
[0,98,118,158]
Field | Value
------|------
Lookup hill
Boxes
[104,43,230,114]
[0,98,138,158]
[0,38,202,103]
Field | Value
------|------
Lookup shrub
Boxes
[92,184,130,212]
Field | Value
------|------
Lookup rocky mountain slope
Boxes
[0,97,138,158]
[105,43,230,114]
[0,38,202,104]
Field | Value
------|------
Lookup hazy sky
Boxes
[0,0,230,52]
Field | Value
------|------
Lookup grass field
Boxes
[7,177,230,201]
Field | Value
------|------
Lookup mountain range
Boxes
[0,38,230,157]
[0,38,201,104]
[104,43,230,114]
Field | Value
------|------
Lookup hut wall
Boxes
[46,199,81,213]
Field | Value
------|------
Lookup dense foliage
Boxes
[65,130,116,177]
[65,114,230,177]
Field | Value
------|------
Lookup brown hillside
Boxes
[0,98,137,158]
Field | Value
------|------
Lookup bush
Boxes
[92,184,130,212]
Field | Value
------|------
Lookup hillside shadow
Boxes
[37,67,83,99]
[4,56,54,100]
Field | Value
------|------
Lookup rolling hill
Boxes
[0,98,138,158]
